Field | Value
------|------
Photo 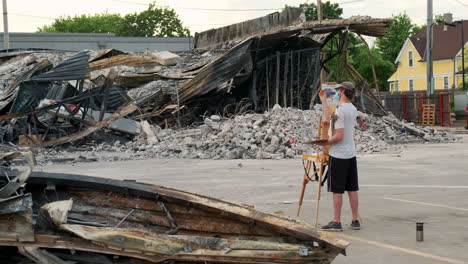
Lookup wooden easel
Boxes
[297,115,330,227]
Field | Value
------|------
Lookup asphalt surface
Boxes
[40,135,468,264]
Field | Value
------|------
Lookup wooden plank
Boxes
[0,235,334,264]
[28,173,349,255]
[275,51,280,105]
[18,247,66,264]
[283,52,289,107]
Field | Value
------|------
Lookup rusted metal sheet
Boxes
[0,193,32,215]
[174,39,253,104]
[0,149,36,199]
[30,52,89,81]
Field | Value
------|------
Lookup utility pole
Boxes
[461,20,467,130]
[317,0,323,22]
[426,0,433,94]
[2,0,8,50]
[461,20,465,91]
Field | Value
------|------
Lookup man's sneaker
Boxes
[350,220,361,230]
[321,221,343,232]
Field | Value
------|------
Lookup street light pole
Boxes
[462,20,467,129]
[461,20,465,90]
[2,0,8,50]
[317,0,323,22]
[426,0,433,94]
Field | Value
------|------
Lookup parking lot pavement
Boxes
[42,135,468,263]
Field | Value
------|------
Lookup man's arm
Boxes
[327,128,344,145]
[315,128,343,145]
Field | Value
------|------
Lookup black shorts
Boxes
[327,156,359,194]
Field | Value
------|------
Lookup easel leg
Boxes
[314,162,324,227]
[297,161,311,216]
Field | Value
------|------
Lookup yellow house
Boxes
[388,20,468,92]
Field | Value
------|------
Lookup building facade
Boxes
[0,33,194,52]
[388,20,467,92]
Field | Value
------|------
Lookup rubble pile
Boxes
[0,48,462,163]
[38,105,459,162]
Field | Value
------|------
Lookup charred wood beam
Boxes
[265,59,270,109]
[290,51,294,107]
[18,246,66,264]
[99,74,114,122]
[25,172,349,255]
[275,51,280,105]
[38,103,138,147]
[357,34,380,97]
[156,194,179,235]
[282,52,289,107]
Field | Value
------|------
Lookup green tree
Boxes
[119,3,190,37]
[434,14,445,25]
[37,3,190,37]
[457,49,468,90]
[37,13,123,34]
[352,47,396,91]
[284,1,342,21]
[375,13,420,63]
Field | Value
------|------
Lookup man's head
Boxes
[335,81,355,100]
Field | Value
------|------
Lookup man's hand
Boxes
[319,90,327,103]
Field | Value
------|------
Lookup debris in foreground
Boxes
[0,150,348,263]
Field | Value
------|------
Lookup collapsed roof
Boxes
[0,9,392,146]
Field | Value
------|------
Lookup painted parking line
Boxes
[383,197,468,212]
[339,234,466,264]
[361,184,468,189]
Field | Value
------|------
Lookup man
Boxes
[317,81,360,231]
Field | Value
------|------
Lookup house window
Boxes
[395,81,399,92]
[408,50,414,68]
[390,82,394,91]
[444,76,449,89]
[409,79,414,91]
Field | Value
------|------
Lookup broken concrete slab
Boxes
[153,51,181,66]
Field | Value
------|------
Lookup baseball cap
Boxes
[335,82,355,91]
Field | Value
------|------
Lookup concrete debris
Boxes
[153,51,181,66]
[33,106,462,163]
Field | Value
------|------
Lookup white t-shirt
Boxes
[329,103,357,159]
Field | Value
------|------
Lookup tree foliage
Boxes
[352,47,396,91]
[457,49,468,90]
[299,1,343,21]
[284,1,342,21]
[119,3,190,37]
[375,13,420,63]
[37,3,190,37]
[37,13,123,34]
[434,14,445,25]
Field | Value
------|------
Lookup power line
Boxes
[337,0,365,4]
[113,0,365,11]
[454,0,468,8]
[10,13,55,20]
